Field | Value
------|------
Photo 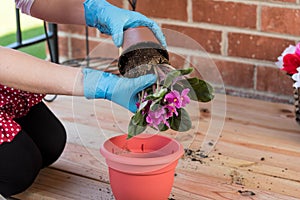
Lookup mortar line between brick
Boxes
[58,32,112,43]
[156,20,300,41]
[187,0,193,23]
[67,35,72,59]
[215,0,300,8]
[221,31,228,57]
[96,29,100,38]
[221,86,293,104]
[168,47,275,67]
[256,4,261,31]
[123,0,129,9]
[253,65,258,91]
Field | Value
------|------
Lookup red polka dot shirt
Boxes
[0,84,44,144]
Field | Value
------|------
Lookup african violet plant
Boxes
[127,66,214,139]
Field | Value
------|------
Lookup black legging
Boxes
[0,102,66,197]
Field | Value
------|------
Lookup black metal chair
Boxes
[6,8,59,64]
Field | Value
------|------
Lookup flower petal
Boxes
[282,54,300,74]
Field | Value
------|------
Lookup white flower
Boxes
[275,45,296,69]
[292,67,300,88]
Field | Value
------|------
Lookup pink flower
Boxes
[162,89,191,119]
[146,106,169,129]
[295,43,300,56]
[276,45,296,69]
[276,43,300,75]
[164,89,191,108]
[282,54,300,75]
[164,104,178,118]
[181,88,190,107]
[136,102,140,109]
[164,90,182,108]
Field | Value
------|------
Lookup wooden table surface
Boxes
[14,94,300,200]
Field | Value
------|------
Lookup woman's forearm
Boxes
[0,46,84,96]
[12,0,88,94]
[30,0,86,25]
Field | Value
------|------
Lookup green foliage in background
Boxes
[0,27,46,59]
[0,1,46,59]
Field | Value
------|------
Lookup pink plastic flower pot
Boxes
[122,27,161,50]
[100,134,184,200]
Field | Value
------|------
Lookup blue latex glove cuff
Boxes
[82,68,117,99]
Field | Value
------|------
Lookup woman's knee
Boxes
[14,102,67,168]
[41,123,66,167]
[0,164,41,197]
[0,133,42,197]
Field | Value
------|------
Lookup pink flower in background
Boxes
[282,54,300,75]
[276,43,300,88]
[276,43,300,75]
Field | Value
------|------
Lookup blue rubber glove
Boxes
[83,0,167,48]
[82,68,157,113]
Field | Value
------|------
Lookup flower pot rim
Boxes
[100,134,184,167]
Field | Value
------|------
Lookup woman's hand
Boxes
[82,68,156,113]
[84,0,166,48]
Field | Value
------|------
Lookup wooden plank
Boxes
[179,152,300,198]
[50,143,110,183]
[173,169,299,200]
[14,168,114,200]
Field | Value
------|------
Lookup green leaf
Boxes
[163,68,194,89]
[177,78,214,102]
[150,103,165,112]
[163,70,181,88]
[128,115,147,139]
[143,87,154,94]
[150,98,163,110]
[153,88,168,98]
[177,68,193,75]
[132,110,146,125]
[169,108,192,132]
[145,88,168,100]
[173,83,184,93]
[158,123,169,132]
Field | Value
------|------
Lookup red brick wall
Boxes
[57,0,300,103]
